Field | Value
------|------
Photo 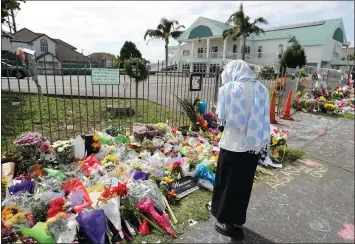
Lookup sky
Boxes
[8,1,355,62]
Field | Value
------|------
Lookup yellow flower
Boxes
[166,165,173,171]
[2,178,7,185]
[272,137,278,146]
[93,135,99,142]
[5,212,30,227]
[2,206,20,221]
[126,132,131,137]
[162,177,173,183]
[101,155,118,165]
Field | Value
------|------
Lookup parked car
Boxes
[1,61,31,79]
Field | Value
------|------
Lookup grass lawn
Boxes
[1,92,185,156]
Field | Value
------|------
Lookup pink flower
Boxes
[39,144,49,152]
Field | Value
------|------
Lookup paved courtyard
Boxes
[177,112,354,243]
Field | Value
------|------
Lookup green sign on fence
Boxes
[91,68,120,85]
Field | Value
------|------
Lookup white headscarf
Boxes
[216,60,270,151]
[221,59,256,84]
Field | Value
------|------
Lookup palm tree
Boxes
[223,3,268,60]
[144,18,185,70]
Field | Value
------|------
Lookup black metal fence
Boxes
[1,54,297,157]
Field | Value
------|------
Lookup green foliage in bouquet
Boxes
[176,97,200,131]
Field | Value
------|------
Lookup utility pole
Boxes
[11,9,17,32]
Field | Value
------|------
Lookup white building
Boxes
[165,17,351,73]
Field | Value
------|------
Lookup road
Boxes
[1,75,219,109]
[178,113,354,243]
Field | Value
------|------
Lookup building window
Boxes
[193,63,206,73]
[233,44,237,53]
[40,39,48,53]
[198,48,204,53]
[211,46,218,53]
[258,46,262,58]
[241,46,251,54]
[183,50,190,56]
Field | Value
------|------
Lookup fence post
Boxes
[135,62,138,123]
[213,66,221,105]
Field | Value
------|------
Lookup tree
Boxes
[223,3,268,60]
[119,41,142,68]
[144,18,184,69]
[281,38,307,68]
[1,0,25,33]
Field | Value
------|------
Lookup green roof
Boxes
[249,19,342,45]
[202,17,234,31]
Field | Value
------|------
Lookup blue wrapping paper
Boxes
[76,209,106,244]
[194,164,215,184]
[132,170,149,181]
[8,180,35,195]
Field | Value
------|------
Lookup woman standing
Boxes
[212,60,270,240]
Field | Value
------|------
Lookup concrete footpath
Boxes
[176,112,354,243]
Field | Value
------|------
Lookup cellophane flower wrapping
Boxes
[194,164,215,184]
[8,180,35,195]
[62,178,92,206]
[128,180,165,213]
[75,209,106,244]
[22,222,55,243]
[131,170,149,181]
[98,197,123,237]
[47,214,78,243]
[137,198,176,237]
[1,191,33,211]
[52,139,75,165]
[80,154,102,177]
[34,176,63,199]
[138,219,150,235]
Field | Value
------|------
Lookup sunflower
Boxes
[2,206,20,221]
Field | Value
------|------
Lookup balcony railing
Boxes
[209,52,223,58]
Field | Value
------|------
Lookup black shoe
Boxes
[215,222,244,240]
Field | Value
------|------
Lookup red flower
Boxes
[101,187,111,198]
[172,127,178,133]
[47,208,61,218]
[50,198,65,209]
[167,189,177,200]
[172,162,181,170]
[112,183,128,197]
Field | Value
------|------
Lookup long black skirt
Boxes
[211,148,259,225]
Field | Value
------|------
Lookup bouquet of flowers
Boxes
[52,139,75,165]
[324,103,337,113]
[13,132,41,157]
[145,125,159,140]
[304,99,317,111]
[133,124,148,142]
[155,123,169,136]
[269,126,289,163]
[46,213,78,243]
[92,134,102,153]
